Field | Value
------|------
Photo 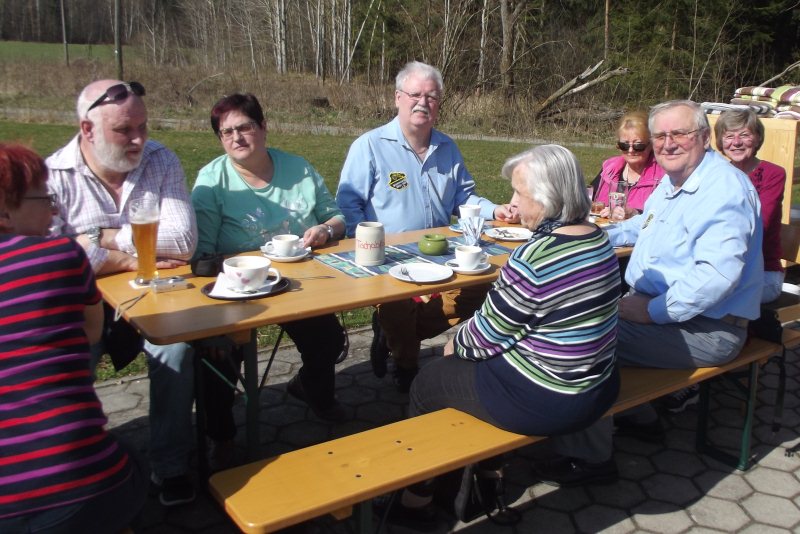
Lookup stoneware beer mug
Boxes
[129,193,160,285]
[269,234,302,257]
[223,256,281,293]
[354,221,385,266]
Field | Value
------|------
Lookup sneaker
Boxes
[287,375,347,422]
[661,385,700,413]
[393,366,418,393]
[531,456,618,487]
[614,415,665,443]
[151,473,195,507]
[370,311,390,378]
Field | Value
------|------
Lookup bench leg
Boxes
[772,347,787,433]
[695,362,760,471]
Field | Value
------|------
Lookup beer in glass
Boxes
[129,195,160,284]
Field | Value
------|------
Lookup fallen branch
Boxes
[532,60,628,117]
[759,59,800,87]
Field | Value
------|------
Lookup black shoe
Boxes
[393,366,418,393]
[660,385,700,413]
[287,375,347,422]
[370,311,390,378]
[151,473,196,507]
[531,456,618,487]
[614,415,665,443]
[375,495,439,532]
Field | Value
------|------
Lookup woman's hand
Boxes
[494,204,520,223]
[443,337,455,357]
[302,225,330,249]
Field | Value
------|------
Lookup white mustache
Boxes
[412,105,430,114]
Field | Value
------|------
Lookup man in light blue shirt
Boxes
[336,61,517,391]
[533,100,763,487]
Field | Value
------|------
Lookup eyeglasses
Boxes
[397,89,441,103]
[218,121,259,139]
[652,129,701,146]
[25,193,58,208]
[87,82,146,113]
[722,132,754,144]
[617,141,649,152]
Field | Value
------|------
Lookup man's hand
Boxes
[619,293,653,324]
[156,258,188,269]
[494,204,520,223]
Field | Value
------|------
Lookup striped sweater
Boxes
[455,227,619,394]
[0,234,131,519]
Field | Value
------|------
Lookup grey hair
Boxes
[395,61,444,94]
[76,85,96,121]
[714,108,765,152]
[648,99,710,134]
[501,144,590,222]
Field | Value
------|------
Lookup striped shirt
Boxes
[455,227,619,394]
[46,135,198,272]
[0,234,131,519]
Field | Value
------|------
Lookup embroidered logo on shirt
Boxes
[388,172,408,190]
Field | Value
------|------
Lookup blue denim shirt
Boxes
[336,117,496,236]
[608,150,763,323]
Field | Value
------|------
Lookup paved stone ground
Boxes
[97,326,800,533]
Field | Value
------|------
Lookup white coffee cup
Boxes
[270,234,302,257]
[455,245,487,270]
[459,204,481,219]
[354,222,385,266]
[223,256,281,292]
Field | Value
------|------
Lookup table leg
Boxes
[242,330,260,459]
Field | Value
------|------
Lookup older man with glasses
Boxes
[336,61,519,392]
[532,99,763,486]
[46,79,199,507]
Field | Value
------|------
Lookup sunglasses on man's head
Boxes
[87,82,146,113]
[617,141,649,152]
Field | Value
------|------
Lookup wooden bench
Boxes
[209,336,781,534]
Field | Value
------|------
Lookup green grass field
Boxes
[0,41,125,61]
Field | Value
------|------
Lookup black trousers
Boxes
[203,313,345,441]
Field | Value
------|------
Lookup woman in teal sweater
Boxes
[192,93,347,468]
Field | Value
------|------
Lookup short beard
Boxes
[93,126,142,173]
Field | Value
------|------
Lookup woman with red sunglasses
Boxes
[591,111,664,220]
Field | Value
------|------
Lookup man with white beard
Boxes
[46,79,199,507]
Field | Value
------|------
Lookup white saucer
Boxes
[260,244,312,262]
[205,273,288,300]
[388,263,453,283]
[445,260,491,275]
[485,227,532,241]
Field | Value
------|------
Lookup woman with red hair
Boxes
[0,144,146,533]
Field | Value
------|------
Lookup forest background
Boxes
[1,0,799,139]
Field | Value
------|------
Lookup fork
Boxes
[400,265,416,282]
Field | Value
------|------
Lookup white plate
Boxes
[445,260,492,275]
[389,262,453,283]
[260,244,312,262]
[485,227,533,241]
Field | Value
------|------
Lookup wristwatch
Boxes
[323,224,335,241]
[87,226,101,245]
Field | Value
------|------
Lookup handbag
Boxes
[434,463,521,525]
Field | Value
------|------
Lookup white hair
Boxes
[395,61,444,93]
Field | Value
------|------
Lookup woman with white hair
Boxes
[385,145,621,530]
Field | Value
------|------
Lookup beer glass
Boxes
[129,194,160,284]
[608,180,628,222]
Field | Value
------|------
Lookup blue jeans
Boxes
[92,340,194,479]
